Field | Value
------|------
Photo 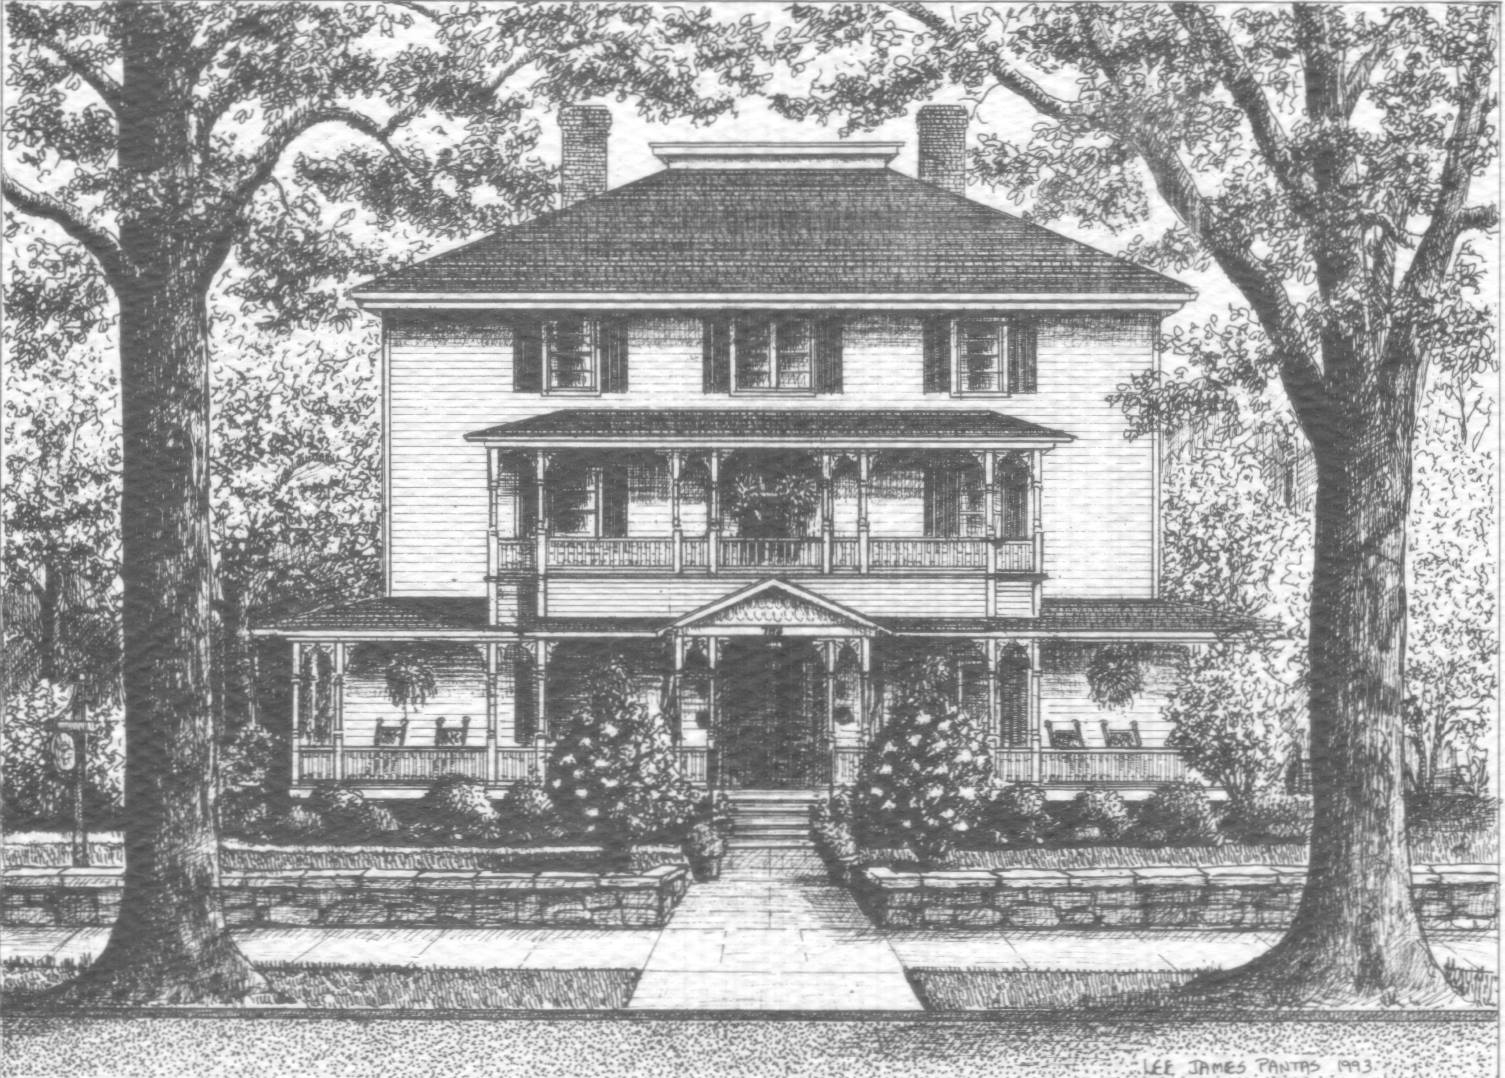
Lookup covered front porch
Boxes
[261,590,1248,799]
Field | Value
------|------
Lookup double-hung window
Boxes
[513,316,628,394]
[923,315,1038,396]
[702,315,842,394]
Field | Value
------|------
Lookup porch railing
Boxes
[996,540,1035,573]
[341,747,488,783]
[718,537,824,570]
[1039,749,1193,786]
[833,746,864,786]
[678,746,709,784]
[869,538,989,569]
[548,537,672,569]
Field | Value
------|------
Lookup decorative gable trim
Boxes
[665,578,887,637]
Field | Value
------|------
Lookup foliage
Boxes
[723,451,821,538]
[1069,788,1130,842]
[979,782,1054,847]
[263,805,326,844]
[1164,644,1303,810]
[693,791,737,837]
[1222,793,1312,845]
[0,681,123,827]
[496,779,566,845]
[1132,783,1222,848]
[417,775,500,843]
[546,656,696,845]
[682,821,727,862]
[853,656,992,866]
[1085,644,1146,711]
[384,652,439,719]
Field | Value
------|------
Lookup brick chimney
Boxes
[916,105,968,196]
[560,105,612,206]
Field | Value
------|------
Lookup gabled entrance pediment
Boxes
[667,579,884,637]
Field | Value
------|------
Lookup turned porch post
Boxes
[486,448,500,581]
[986,638,1001,753]
[858,636,873,743]
[671,634,686,745]
[669,450,685,574]
[706,636,721,788]
[984,450,999,616]
[857,451,872,574]
[331,642,347,782]
[289,642,303,785]
[534,451,550,611]
[531,640,553,778]
[707,450,722,575]
[820,452,834,573]
[822,639,839,795]
[1028,639,1043,784]
[484,642,500,785]
[1030,449,1044,615]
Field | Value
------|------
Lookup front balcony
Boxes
[495,534,1035,574]
[487,444,1048,578]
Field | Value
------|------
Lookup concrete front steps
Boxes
[725,789,821,849]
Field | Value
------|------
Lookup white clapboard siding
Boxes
[542,575,987,619]
[385,312,1158,601]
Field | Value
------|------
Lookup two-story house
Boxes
[260,105,1255,801]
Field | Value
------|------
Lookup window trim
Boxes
[951,318,1009,398]
[730,315,818,396]
[543,317,601,395]
[926,315,1038,398]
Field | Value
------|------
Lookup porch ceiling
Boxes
[464,408,1073,450]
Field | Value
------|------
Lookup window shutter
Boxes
[814,317,844,394]
[1008,318,1038,393]
[600,464,630,538]
[922,316,952,393]
[513,319,543,392]
[515,654,536,741]
[702,317,731,393]
[923,465,962,537]
[601,319,629,393]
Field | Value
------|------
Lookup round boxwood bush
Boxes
[1222,792,1312,844]
[266,804,325,843]
[418,774,500,841]
[1071,787,1130,841]
[981,782,1054,845]
[1134,782,1222,847]
[497,779,566,843]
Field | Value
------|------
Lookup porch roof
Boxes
[465,408,1073,449]
[255,596,1262,641]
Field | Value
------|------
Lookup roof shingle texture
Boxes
[356,169,1192,297]
[465,409,1072,443]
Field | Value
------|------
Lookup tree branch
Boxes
[8,5,125,115]
[1342,12,1405,118]
[1172,4,1309,204]
[0,173,130,291]
[886,1,1074,121]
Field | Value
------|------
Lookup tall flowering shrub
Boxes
[546,656,695,854]
[854,656,992,867]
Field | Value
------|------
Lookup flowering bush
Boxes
[546,656,696,851]
[306,782,400,842]
[853,656,992,867]
[496,778,566,844]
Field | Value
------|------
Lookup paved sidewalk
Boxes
[627,850,921,1010]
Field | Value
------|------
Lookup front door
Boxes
[718,639,824,789]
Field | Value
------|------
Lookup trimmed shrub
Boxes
[683,821,727,862]
[266,805,326,842]
[417,774,499,842]
[1070,787,1130,841]
[980,782,1054,846]
[1133,782,1222,847]
[853,657,992,867]
[496,779,566,844]
[1222,792,1312,843]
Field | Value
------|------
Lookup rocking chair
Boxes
[374,717,409,746]
[1046,720,1086,749]
[1100,719,1142,749]
[435,715,471,746]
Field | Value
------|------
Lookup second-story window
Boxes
[513,316,628,394]
[923,315,1038,396]
[702,315,843,394]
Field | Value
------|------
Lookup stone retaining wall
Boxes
[2,865,690,930]
[858,863,1497,931]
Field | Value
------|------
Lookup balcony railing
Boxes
[496,535,1036,574]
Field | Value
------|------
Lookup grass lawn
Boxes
[908,964,1499,1010]
[3,958,638,1010]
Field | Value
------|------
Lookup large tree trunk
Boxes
[1184,403,1459,1007]
[52,7,265,1004]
